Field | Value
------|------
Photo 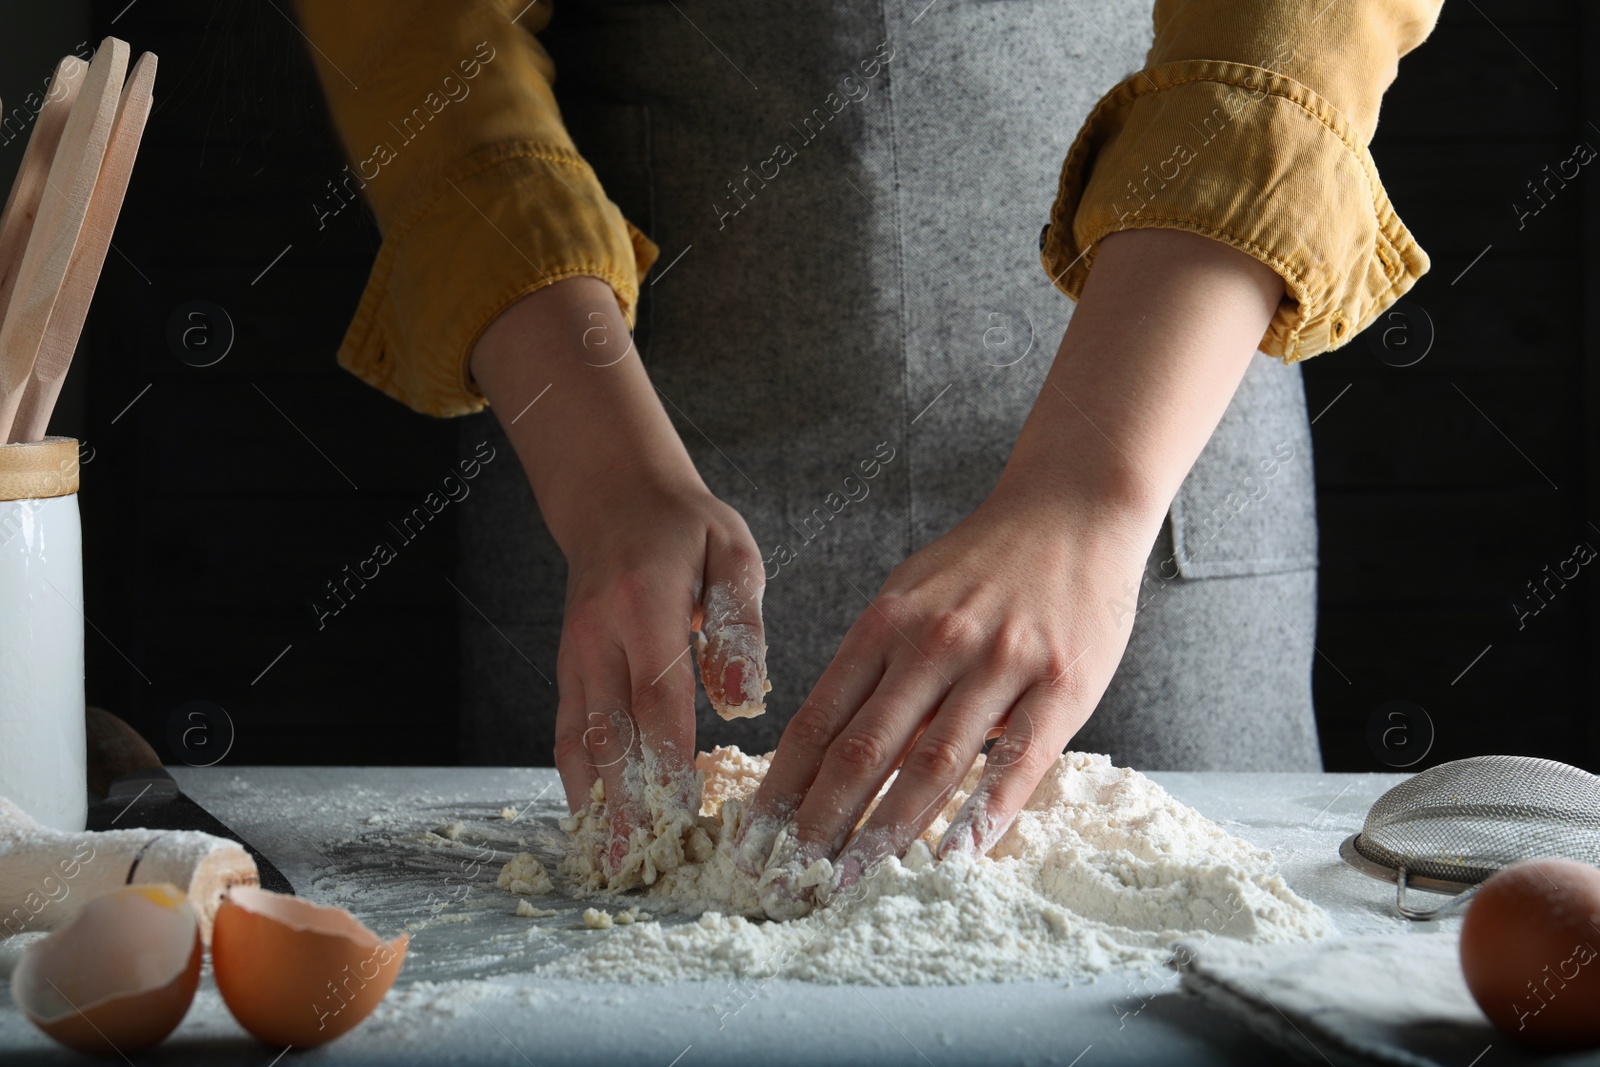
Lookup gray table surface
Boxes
[0,767,1507,1066]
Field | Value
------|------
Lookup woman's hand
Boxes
[738,474,1158,917]
[471,278,766,873]
[736,228,1287,914]
[554,474,764,876]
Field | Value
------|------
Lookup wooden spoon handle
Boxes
[0,38,128,441]
[0,57,87,319]
[10,52,157,443]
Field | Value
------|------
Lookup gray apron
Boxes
[455,0,1323,772]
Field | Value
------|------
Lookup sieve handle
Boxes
[1396,868,1480,921]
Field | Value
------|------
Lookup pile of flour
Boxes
[530,747,1333,985]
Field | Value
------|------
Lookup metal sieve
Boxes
[1339,754,1600,920]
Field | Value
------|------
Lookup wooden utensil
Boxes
[0,56,87,320]
[9,52,157,443]
[0,794,259,945]
[0,38,128,441]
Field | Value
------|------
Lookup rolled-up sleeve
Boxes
[294,0,658,417]
[1041,0,1443,361]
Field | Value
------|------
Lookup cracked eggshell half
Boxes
[11,884,202,1056]
[212,886,408,1047]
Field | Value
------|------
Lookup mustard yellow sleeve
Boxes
[1041,0,1443,361]
[293,0,658,417]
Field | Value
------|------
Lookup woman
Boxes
[294,0,1439,910]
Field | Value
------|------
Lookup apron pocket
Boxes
[1165,354,1320,579]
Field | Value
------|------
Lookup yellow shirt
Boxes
[295,0,1441,418]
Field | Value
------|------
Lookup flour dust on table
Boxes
[511,747,1333,985]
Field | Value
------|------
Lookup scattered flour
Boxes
[536,747,1334,985]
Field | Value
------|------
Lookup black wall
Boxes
[52,2,460,764]
[1306,0,1597,771]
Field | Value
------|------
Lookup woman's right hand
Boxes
[471,278,767,873]
[553,475,765,877]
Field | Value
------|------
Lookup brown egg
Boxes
[1459,857,1600,1050]
[212,886,408,1047]
[10,884,202,1056]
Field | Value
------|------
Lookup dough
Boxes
[496,852,553,896]
[581,905,650,929]
[558,753,711,894]
[515,899,558,918]
[539,747,1337,986]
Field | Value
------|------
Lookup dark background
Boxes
[1,0,1592,772]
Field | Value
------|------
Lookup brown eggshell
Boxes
[212,886,408,1047]
[1460,857,1600,1050]
[11,884,202,1056]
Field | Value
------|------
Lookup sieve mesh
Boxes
[1350,754,1600,887]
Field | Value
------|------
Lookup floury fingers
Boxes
[696,581,770,721]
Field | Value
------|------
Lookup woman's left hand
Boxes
[734,228,1286,917]
[735,471,1161,917]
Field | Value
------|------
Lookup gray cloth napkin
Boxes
[1175,934,1600,1067]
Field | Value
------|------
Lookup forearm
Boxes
[745,233,1287,895]
[469,278,702,553]
[471,278,766,824]
[1003,228,1285,533]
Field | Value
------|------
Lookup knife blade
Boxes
[85,707,295,894]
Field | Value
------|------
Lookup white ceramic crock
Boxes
[0,437,85,832]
